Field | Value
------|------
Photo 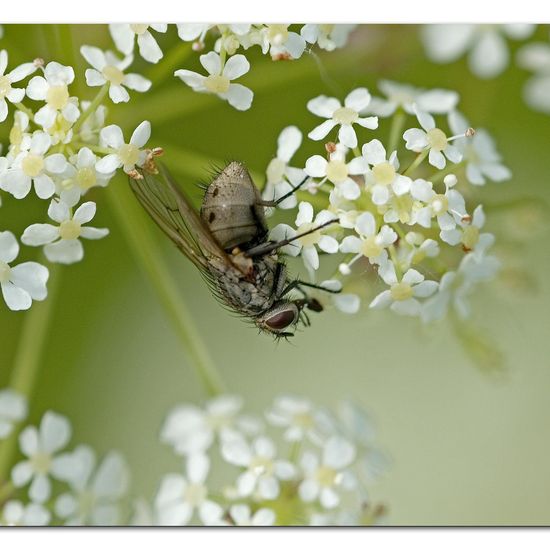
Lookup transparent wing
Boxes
[130,164,233,272]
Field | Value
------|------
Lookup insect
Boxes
[130,161,339,337]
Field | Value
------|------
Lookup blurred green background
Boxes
[1,24,549,525]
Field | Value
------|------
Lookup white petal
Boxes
[40,411,71,453]
[338,124,357,148]
[0,230,19,263]
[80,45,106,71]
[2,282,31,310]
[187,453,209,484]
[26,76,48,100]
[324,436,355,469]
[200,51,222,75]
[108,84,130,104]
[222,84,253,111]
[422,24,474,62]
[80,227,109,240]
[100,124,124,149]
[222,54,249,80]
[318,235,339,254]
[304,155,327,177]
[73,201,96,224]
[356,211,376,236]
[469,30,508,78]
[137,32,163,64]
[44,239,84,264]
[96,154,121,174]
[277,126,302,162]
[391,298,421,316]
[130,120,151,147]
[307,95,340,118]
[403,128,428,151]
[308,119,337,141]
[29,474,51,503]
[402,268,424,285]
[10,262,48,300]
[44,154,67,174]
[302,246,319,271]
[413,280,438,298]
[339,236,362,253]
[123,73,152,92]
[344,87,371,111]
[174,69,205,90]
[429,149,446,170]
[11,460,34,486]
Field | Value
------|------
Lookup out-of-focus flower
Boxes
[259,25,306,60]
[21,200,109,265]
[80,46,151,103]
[301,24,357,52]
[517,37,550,114]
[0,500,50,526]
[109,24,167,64]
[422,24,536,78]
[0,388,27,438]
[54,446,130,525]
[228,504,276,526]
[0,231,48,311]
[175,52,253,111]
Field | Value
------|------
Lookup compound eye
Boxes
[265,309,297,331]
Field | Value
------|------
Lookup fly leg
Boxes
[281,279,341,314]
[256,176,309,208]
[244,218,338,258]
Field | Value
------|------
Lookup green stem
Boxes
[0,263,62,484]
[403,149,429,176]
[73,83,109,134]
[14,103,35,123]
[430,160,464,184]
[388,109,406,153]
[105,178,225,397]
[69,142,113,155]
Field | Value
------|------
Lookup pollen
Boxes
[390,282,414,301]
[461,225,480,250]
[76,167,97,190]
[332,106,358,125]
[372,161,396,185]
[0,262,11,284]
[325,160,348,183]
[204,74,230,94]
[361,236,383,258]
[102,65,125,86]
[117,143,140,167]
[46,85,69,110]
[59,219,82,240]
[21,154,44,177]
[426,128,448,151]
[431,194,449,215]
[297,222,321,247]
[130,24,149,35]
[315,465,338,487]
[30,451,52,475]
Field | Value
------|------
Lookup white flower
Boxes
[0,231,48,311]
[412,176,467,231]
[351,139,412,205]
[11,411,77,503]
[0,388,27,438]
[300,24,357,52]
[339,212,397,268]
[0,132,67,199]
[0,500,50,526]
[403,106,463,169]
[77,101,107,143]
[422,24,535,79]
[402,232,440,266]
[422,246,500,322]
[109,24,167,64]
[266,395,328,444]
[262,126,305,210]
[270,202,338,272]
[305,148,364,200]
[517,39,550,113]
[26,62,79,129]
[369,261,438,316]
[260,24,306,59]
[448,111,511,185]
[97,121,150,174]
[0,50,36,122]
[6,110,31,159]
[155,454,223,526]
[229,504,276,526]
[176,23,213,43]
[55,446,129,525]
[161,395,253,456]
[367,79,459,117]
[439,204,494,253]
[22,199,109,265]
[298,436,356,509]
[56,147,113,206]
[307,89,378,148]
[221,435,295,499]
[175,52,253,111]
[80,46,151,103]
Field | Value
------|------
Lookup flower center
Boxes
[204,74,230,94]
[319,24,335,35]
[267,25,289,46]
[184,483,207,507]
[389,194,413,223]
[0,262,11,284]
[77,167,97,190]
[426,128,448,151]
[390,282,414,301]
[250,456,274,477]
[102,65,125,86]
[361,236,383,258]
[30,451,52,475]
[293,412,314,429]
[117,143,140,167]
[266,158,286,184]
[21,154,44,177]
[461,225,480,250]
[372,161,396,186]
[332,107,358,125]
[9,125,23,148]
[431,194,449,215]
[297,222,321,247]
[315,466,338,488]
[59,219,82,240]
[0,75,12,98]
[46,85,70,110]
[325,160,348,183]
[130,24,149,35]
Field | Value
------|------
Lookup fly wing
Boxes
[130,164,235,272]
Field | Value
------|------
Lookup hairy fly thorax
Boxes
[130,160,339,337]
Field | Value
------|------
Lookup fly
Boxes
[130,160,339,337]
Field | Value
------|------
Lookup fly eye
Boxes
[265,309,297,331]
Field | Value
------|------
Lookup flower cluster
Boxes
[261,81,509,322]
[0,47,154,311]
[174,24,357,110]
[0,389,385,526]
